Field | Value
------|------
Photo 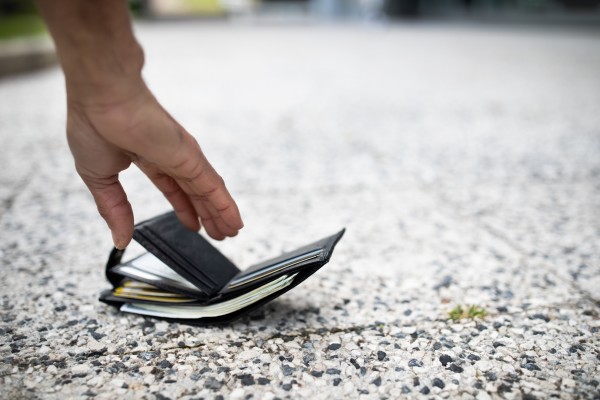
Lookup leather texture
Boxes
[132,212,240,296]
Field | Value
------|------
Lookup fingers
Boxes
[185,193,226,241]
[91,94,244,240]
[137,158,242,240]
[177,178,239,240]
[80,172,134,249]
[136,161,200,232]
[164,134,244,240]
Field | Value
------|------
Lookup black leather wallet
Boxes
[99,212,345,325]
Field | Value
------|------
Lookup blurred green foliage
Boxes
[0,14,46,40]
[448,305,488,321]
[0,0,46,40]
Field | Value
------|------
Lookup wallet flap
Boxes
[132,212,240,296]
[220,229,346,295]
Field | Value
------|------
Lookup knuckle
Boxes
[96,197,130,221]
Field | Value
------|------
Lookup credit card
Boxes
[113,282,196,303]
[112,292,196,303]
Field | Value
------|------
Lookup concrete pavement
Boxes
[1,21,599,399]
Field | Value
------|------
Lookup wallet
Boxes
[99,212,345,325]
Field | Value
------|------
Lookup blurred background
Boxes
[0,0,599,79]
[128,0,600,20]
[1,0,600,43]
[1,0,599,283]
[1,0,599,77]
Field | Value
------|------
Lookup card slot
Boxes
[113,293,197,303]
[136,228,220,291]
[115,286,191,298]
[143,225,221,287]
[111,263,207,299]
[222,250,323,294]
[99,291,210,306]
[133,213,240,295]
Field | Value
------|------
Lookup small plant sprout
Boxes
[448,305,488,321]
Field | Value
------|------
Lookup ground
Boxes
[1,20,599,399]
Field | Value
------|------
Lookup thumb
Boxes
[81,174,134,249]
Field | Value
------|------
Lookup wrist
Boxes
[37,0,145,105]
[61,38,144,84]
[63,41,146,106]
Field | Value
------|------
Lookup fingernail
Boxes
[112,232,124,250]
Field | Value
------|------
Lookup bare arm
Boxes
[37,0,243,248]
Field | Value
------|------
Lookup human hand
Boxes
[67,80,243,248]
[38,0,243,249]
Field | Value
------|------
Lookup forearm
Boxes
[37,0,145,105]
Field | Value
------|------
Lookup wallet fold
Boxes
[136,212,240,295]
[99,211,345,325]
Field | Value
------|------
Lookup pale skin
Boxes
[37,0,244,248]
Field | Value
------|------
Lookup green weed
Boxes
[448,305,487,321]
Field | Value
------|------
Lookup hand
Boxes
[37,0,242,248]
[67,80,243,248]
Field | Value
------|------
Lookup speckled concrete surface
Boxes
[1,21,599,399]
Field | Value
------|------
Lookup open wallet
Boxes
[99,212,345,325]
